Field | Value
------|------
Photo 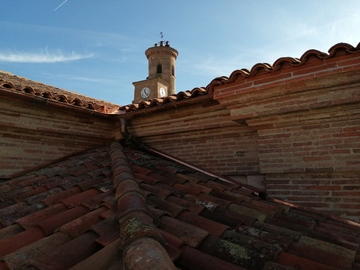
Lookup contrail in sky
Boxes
[54,0,69,11]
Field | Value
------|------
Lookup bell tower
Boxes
[133,40,178,103]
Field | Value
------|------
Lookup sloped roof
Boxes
[1,141,359,269]
[119,42,360,113]
[0,71,119,113]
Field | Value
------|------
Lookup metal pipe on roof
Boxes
[119,119,265,197]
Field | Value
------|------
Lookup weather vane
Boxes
[155,32,170,47]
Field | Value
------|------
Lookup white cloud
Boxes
[0,49,93,63]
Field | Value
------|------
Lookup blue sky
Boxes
[1,1,359,105]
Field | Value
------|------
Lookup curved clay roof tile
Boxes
[72,98,83,107]
[327,42,359,57]
[57,95,70,103]
[249,63,273,76]
[162,95,177,104]
[2,82,15,89]
[176,91,192,100]
[149,99,163,106]
[86,103,95,110]
[207,76,230,91]
[299,49,328,63]
[42,92,53,99]
[34,89,43,96]
[23,86,35,94]
[272,57,301,71]
[137,101,151,109]
[190,87,207,97]
[227,69,251,83]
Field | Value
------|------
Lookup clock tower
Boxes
[133,41,178,103]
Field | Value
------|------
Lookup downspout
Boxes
[119,119,265,197]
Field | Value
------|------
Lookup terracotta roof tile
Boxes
[59,206,108,237]
[160,216,209,248]
[43,186,82,205]
[275,252,339,270]
[69,238,122,270]
[0,71,119,113]
[0,227,45,257]
[177,211,229,237]
[228,203,268,222]
[198,193,232,208]
[17,203,67,229]
[158,228,185,249]
[30,231,100,270]
[2,232,71,270]
[287,242,353,269]
[147,195,185,217]
[1,141,360,269]
[37,205,91,236]
[177,245,244,270]
[198,235,266,269]
[119,42,360,113]
[166,195,205,214]
[0,224,23,241]
[123,238,176,270]
[236,225,291,251]
[61,188,101,208]
[140,183,172,199]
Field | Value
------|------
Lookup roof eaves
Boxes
[0,71,120,114]
[0,85,116,117]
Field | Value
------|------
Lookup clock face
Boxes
[159,87,167,97]
[141,87,150,98]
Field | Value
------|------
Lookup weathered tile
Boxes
[178,211,229,237]
[147,195,185,217]
[3,232,70,270]
[166,195,204,214]
[30,231,100,270]
[159,216,209,248]
[199,235,266,269]
[221,230,282,261]
[228,203,267,222]
[287,242,353,269]
[60,206,108,237]
[177,246,244,270]
[298,235,356,259]
[0,227,45,257]
[275,252,338,270]
[37,205,90,236]
[61,188,101,208]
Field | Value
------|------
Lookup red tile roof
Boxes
[119,42,360,113]
[0,71,119,113]
[1,141,359,269]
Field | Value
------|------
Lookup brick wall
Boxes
[248,106,360,220]
[212,47,360,221]
[0,95,118,179]
[127,101,260,176]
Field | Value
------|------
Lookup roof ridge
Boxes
[108,141,176,269]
